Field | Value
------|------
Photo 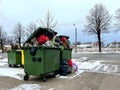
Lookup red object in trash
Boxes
[37,34,49,44]
[68,59,73,67]
[60,37,67,43]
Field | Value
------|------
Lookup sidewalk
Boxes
[0,72,120,90]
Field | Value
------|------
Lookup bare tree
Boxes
[84,3,111,52]
[115,8,120,31]
[7,35,14,46]
[12,22,25,48]
[0,25,7,53]
[26,22,37,37]
[37,10,57,30]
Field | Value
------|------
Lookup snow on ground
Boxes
[74,48,120,53]
[74,58,100,70]
[58,57,101,79]
[92,64,120,74]
[0,67,25,80]
[11,84,41,90]
[0,57,25,80]
[0,56,101,80]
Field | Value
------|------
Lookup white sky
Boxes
[0,0,120,44]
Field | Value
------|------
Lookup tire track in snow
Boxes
[91,64,120,74]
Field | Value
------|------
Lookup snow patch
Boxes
[59,58,101,79]
[48,88,55,90]
[0,67,25,80]
[11,84,41,90]
[0,55,3,59]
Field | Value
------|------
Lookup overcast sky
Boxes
[0,0,120,44]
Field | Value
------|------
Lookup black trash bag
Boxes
[59,65,69,76]
[29,47,37,56]
[60,59,68,65]
[45,30,55,40]
[55,36,61,43]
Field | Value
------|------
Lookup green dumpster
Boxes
[59,48,72,74]
[58,35,72,60]
[23,46,60,81]
[7,50,22,67]
[60,48,72,60]
[23,27,60,81]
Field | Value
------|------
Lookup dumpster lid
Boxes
[24,27,57,44]
[58,35,69,39]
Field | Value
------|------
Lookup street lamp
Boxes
[73,24,77,52]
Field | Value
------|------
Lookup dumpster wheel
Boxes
[8,64,12,67]
[42,77,46,82]
[14,64,18,68]
[53,70,59,77]
[24,74,29,81]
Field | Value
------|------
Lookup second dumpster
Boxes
[58,35,73,75]
[7,50,22,67]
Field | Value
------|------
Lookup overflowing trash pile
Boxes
[23,27,70,48]
[22,27,73,79]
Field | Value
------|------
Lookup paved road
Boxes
[72,52,120,61]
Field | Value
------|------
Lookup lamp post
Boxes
[73,24,77,52]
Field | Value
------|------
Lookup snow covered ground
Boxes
[75,48,120,53]
[11,84,41,90]
[0,55,119,90]
[0,57,101,80]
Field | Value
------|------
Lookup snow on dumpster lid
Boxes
[24,27,57,44]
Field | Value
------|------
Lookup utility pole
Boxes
[73,24,77,53]
[0,26,3,53]
[18,23,22,49]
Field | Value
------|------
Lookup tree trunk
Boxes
[0,39,3,53]
[98,33,101,52]
[18,37,21,49]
